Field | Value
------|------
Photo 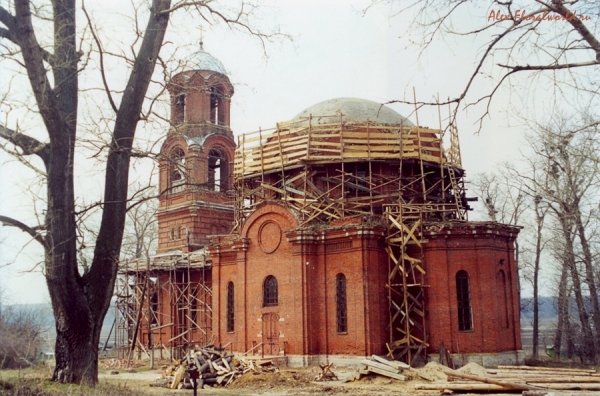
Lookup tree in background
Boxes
[520,117,600,364]
[0,0,281,385]
[471,114,600,362]
[0,285,47,369]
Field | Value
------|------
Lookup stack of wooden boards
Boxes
[358,355,410,381]
[415,365,600,393]
[150,345,279,390]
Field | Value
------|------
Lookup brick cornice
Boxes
[207,235,249,257]
[285,223,386,246]
[423,221,521,240]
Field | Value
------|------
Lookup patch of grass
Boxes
[0,373,156,395]
[0,378,153,395]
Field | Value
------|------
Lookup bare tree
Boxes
[0,0,281,385]
[372,0,600,130]
[512,116,600,363]
[529,194,548,359]
[121,190,158,260]
[471,170,526,225]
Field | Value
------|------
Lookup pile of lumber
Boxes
[415,364,600,393]
[150,345,279,390]
[358,355,409,381]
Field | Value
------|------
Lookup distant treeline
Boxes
[520,296,598,321]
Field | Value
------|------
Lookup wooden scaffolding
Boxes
[115,251,213,360]
[234,111,469,365]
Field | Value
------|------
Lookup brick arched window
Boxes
[263,275,278,307]
[170,147,185,193]
[208,147,228,192]
[174,93,186,123]
[335,273,348,333]
[497,270,509,328]
[226,282,235,332]
[456,270,473,331]
[210,85,225,125]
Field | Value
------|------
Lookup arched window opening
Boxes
[497,270,509,328]
[174,94,186,123]
[263,276,278,307]
[336,274,348,333]
[456,270,473,331]
[210,86,224,125]
[208,148,228,191]
[170,148,186,193]
[227,282,235,332]
[150,292,159,325]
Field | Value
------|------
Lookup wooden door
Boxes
[262,313,280,356]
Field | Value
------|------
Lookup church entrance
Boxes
[261,313,280,356]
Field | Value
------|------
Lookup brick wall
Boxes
[423,223,522,355]
[210,215,521,358]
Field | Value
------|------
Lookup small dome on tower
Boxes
[188,42,227,74]
[293,97,414,126]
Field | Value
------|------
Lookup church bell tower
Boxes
[157,42,236,253]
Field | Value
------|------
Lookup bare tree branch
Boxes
[0,5,55,66]
[81,0,118,114]
[498,59,599,71]
[548,0,600,61]
[375,1,600,131]
[0,124,49,165]
[0,215,47,250]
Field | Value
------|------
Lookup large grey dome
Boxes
[293,97,413,126]
[189,44,227,74]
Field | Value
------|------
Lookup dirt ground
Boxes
[98,362,599,396]
[3,360,600,396]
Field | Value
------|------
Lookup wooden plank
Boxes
[497,365,597,374]
[415,383,515,391]
[360,359,402,374]
[443,369,541,391]
[418,383,600,391]
[370,354,410,370]
[170,365,186,389]
[364,366,407,381]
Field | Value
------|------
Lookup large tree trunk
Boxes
[573,209,600,349]
[558,215,596,364]
[49,1,171,384]
[553,261,569,360]
[11,0,172,385]
[531,207,544,359]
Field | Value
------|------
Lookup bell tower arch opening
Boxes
[170,147,186,193]
[208,147,229,192]
[174,94,186,124]
[210,85,225,126]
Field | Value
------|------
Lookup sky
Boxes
[0,0,578,304]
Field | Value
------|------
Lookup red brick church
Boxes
[118,44,523,367]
